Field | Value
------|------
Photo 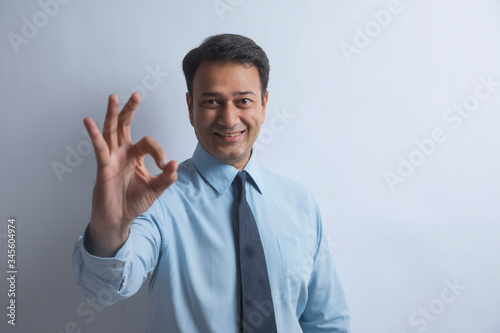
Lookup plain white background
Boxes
[1,0,499,332]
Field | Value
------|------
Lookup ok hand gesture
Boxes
[84,93,178,257]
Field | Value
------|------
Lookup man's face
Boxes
[187,61,268,170]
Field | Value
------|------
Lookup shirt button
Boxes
[114,263,124,268]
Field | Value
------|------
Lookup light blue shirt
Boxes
[72,144,350,332]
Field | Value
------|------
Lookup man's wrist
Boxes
[84,223,129,258]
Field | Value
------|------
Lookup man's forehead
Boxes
[199,90,257,98]
[192,61,261,96]
[193,60,258,78]
[199,59,254,69]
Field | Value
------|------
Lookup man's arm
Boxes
[83,92,177,257]
[299,205,351,332]
[72,92,177,305]
[72,201,165,307]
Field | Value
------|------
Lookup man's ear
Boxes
[261,91,269,124]
[186,92,194,126]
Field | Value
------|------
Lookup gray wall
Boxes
[1,0,499,332]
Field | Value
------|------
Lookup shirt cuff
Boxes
[78,225,132,283]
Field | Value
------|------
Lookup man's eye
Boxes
[239,98,251,104]
[203,99,218,105]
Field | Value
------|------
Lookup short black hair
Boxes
[182,34,270,103]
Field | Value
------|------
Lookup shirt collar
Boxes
[191,143,264,195]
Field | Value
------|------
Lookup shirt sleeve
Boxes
[72,199,166,307]
[299,203,351,332]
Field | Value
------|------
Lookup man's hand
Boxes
[84,92,178,257]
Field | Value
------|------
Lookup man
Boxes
[72,33,350,332]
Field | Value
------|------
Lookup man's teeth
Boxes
[218,131,242,137]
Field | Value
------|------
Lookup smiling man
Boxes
[187,60,266,170]
[72,34,350,333]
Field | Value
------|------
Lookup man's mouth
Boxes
[214,130,245,137]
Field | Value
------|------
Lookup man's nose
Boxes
[218,102,239,128]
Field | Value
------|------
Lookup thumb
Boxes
[151,160,178,194]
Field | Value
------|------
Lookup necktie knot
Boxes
[235,171,247,190]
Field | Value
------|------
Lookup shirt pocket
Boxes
[277,236,315,302]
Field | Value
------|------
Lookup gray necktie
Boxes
[234,171,277,332]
